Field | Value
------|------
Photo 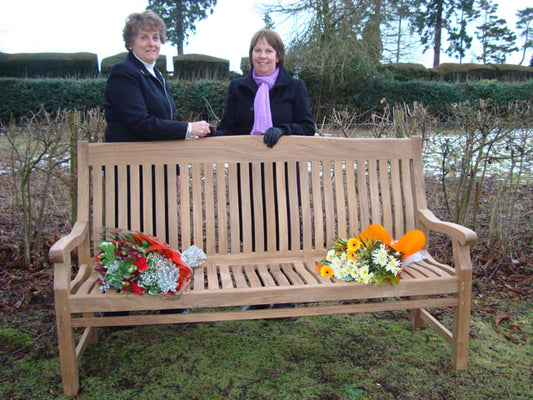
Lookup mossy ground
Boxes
[1,294,531,400]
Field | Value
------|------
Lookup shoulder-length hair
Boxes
[248,29,285,68]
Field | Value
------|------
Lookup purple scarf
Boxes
[250,67,279,135]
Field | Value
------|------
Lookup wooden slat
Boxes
[192,265,205,291]
[311,161,324,249]
[104,164,115,229]
[334,160,347,239]
[167,164,179,250]
[191,163,204,247]
[323,161,336,246]
[256,265,277,287]
[204,164,216,254]
[356,160,370,229]
[218,265,234,289]
[379,159,393,233]
[231,265,249,289]
[263,163,277,252]
[141,164,153,235]
[367,159,381,225]
[390,159,404,238]
[251,162,265,253]
[299,161,313,251]
[401,158,416,232]
[179,165,191,250]
[244,265,263,287]
[228,163,241,253]
[240,163,253,253]
[117,165,128,228]
[269,264,291,286]
[129,165,141,231]
[215,162,228,255]
[275,162,289,252]
[345,160,359,236]
[287,161,301,251]
[91,166,103,246]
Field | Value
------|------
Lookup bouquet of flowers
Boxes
[315,224,426,285]
[94,229,205,295]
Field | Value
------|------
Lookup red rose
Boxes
[134,257,149,271]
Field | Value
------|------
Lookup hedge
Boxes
[1,77,532,123]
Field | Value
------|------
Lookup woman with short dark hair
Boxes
[104,10,211,142]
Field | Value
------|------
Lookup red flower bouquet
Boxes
[95,230,202,295]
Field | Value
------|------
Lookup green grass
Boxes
[1,296,531,400]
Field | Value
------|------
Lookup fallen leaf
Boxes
[495,312,510,329]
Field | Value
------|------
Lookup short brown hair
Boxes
[249,29,285,68]
[123,10,167,50]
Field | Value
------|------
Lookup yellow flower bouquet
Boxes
[315,224,426,285]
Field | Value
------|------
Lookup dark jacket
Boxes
[104,52,187,142]
[216,67,315,136]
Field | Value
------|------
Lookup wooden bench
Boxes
[49,135,477,396]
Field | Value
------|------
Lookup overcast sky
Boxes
[0,0,527,73]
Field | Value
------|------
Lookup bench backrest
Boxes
[77,136,427,259]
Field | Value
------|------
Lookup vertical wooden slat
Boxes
[129,165,141,231]
[287,161,300,251]
[322,161,336,246]
[390,159,404,238]
[179,165,191,250]
[367,159,381,226]
[401,159,416,232]
[228,163,241,253]
[345,160,358,236]
[299,161,312,252]
[191,163,204,247]
[91,165,103,247]
[275,162,288,252]
[142,164,153,235]
[379,159,393,234]
[215,162,228,255]
[356,160,370,230]
[117,165,128,229]
[154,164,166,240]
[251,162,265,253]
[311,161,324,249]
[204,163,216,255]
[167,164,179,249]
[263,162,277,252]
[334,160,347,240]
[240,163,253,253]
[104,164,115,231]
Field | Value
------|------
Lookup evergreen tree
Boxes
[147,0,217,55]
[515,7,533,65]
[412,0,477,67]
[475,0,517,64]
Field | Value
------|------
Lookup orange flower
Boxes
[347,248,356,260]
[347,237,362,251]
[320,265,334,278]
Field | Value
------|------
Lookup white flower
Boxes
[385,255,402,275]
[372,243,389,266]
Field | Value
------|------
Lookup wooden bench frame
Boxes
[50,135,477,395]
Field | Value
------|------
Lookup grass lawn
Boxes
[1,294,531,400]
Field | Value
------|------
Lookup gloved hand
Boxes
[264,127,285,148]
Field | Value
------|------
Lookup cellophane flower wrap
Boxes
[95,230,205,295]
[315,224,426,285]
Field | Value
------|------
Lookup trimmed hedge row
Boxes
[0,78,228,122]
[1,77,532,123]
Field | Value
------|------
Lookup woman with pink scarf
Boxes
[216,29,315,147]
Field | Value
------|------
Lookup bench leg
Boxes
[55,292,79,396]
[451,245,473,370]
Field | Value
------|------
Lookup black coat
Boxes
[216,67,315,136]
[104,52,188,142]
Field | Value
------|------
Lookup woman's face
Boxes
[252,36,279,76]
[131,29,161,64]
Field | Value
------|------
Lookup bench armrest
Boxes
[417,209,477,247]
[49,220,90,264]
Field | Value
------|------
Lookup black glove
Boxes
[264,127,284,148]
